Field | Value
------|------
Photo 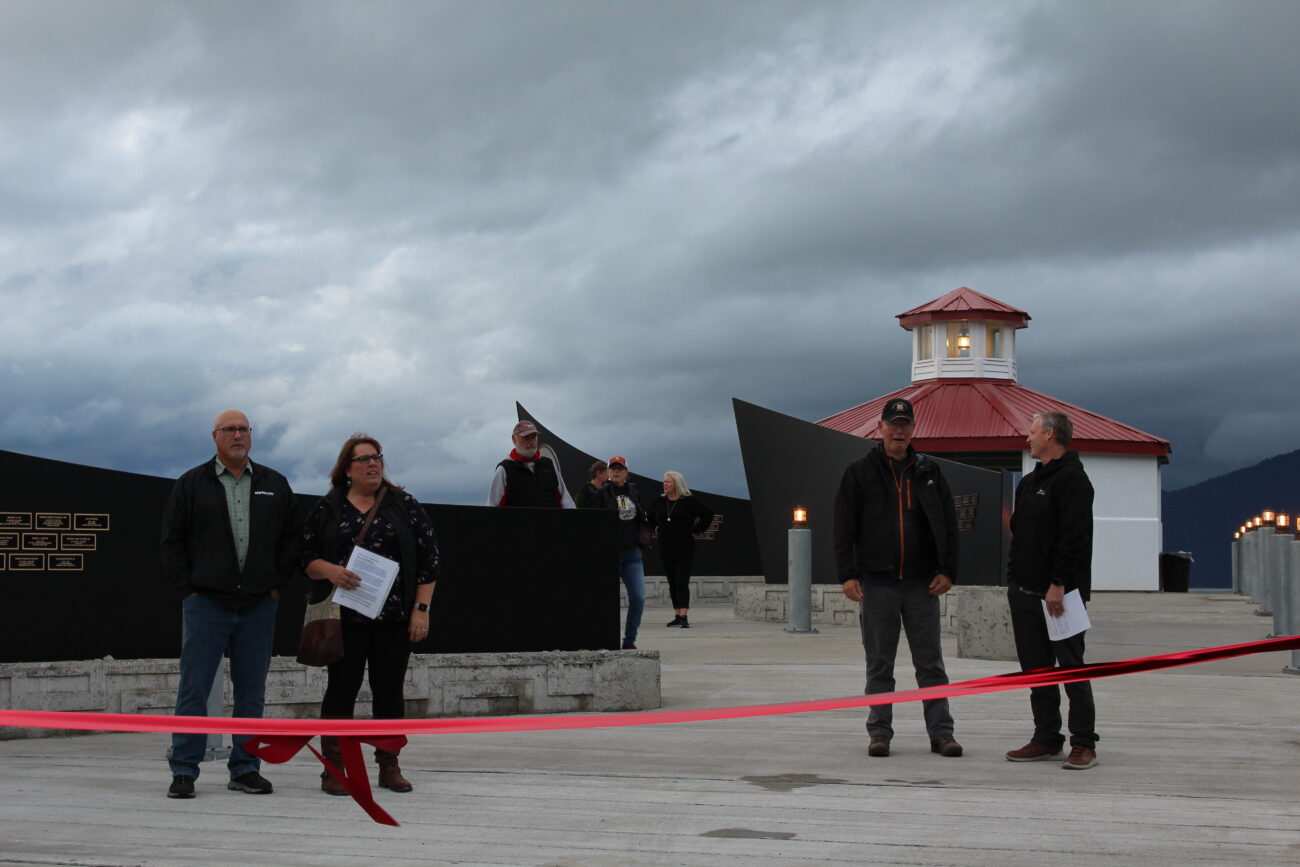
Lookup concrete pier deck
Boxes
[1,592,1296,866]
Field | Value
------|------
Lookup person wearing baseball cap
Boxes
[487,420,575,509]
[833,396,962,759]
[587,455,648,649]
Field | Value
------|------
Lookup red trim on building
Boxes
[896,287,1030,330]
[818,379,1170,457]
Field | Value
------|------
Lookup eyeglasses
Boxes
[351,454,384,464]
[214,426,252,435]
[883,420,914,430]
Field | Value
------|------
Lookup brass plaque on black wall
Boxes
[10,553,45,570]
[48,553,84,571]
[61,533,97,551]
[21,532,58,551]
[0,532,17,550]
[74,513,111,531]
[0,512,33,529]
[36,513,71,530]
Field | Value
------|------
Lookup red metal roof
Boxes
[897,287,1030,329]
[817,379,1171,457]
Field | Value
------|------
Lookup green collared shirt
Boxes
[215,456,254,572]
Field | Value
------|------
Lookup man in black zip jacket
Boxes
[833,398,962,759]
[159,409,299,800]
[1005,410,1099,770]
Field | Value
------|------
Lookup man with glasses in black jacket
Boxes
[833,398,962,760]
[160,409,299,799]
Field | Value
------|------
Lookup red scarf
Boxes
[509,448,539,464]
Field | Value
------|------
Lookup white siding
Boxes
[1019,451,1161,591]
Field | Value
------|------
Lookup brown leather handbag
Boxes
[296,487,385,666]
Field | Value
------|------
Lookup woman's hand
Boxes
[329,565,362,591]
[408,609,430,643]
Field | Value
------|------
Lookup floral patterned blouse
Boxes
[301,489,440,623]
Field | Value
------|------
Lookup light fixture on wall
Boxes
[1262,509,1276,525]
[792,505,808,528]
[957,321,971,351]
[1276,512,1290,530]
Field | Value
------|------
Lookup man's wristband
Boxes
[414,602,430,612]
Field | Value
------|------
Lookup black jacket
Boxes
[160,458,299,609]
[1008,451,1094,600]
[832,446,959,583]
[645,494,714,557]
[497,456,563,507]
[588,480,647,550]
[301,486,425,613]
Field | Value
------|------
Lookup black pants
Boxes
[321,618,411,720]
[663,549,695,610]
[1007,585,1098,748]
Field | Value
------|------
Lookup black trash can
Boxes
[1159,551,1193,592]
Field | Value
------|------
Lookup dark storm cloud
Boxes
[1,0,1297,502]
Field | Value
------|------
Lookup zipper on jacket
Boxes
[889,459,915,580]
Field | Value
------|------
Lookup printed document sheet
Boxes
[335,547,400,619]
[1042,588,1091,640]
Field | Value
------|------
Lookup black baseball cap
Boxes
[881,398,915,423]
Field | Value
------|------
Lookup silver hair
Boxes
[1033,411,1074,447]
[664,470,692,496]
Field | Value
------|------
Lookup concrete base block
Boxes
[0,650,660,741]
[734,584,959,632]
[631,575,764,608]
[955,585,1018,661]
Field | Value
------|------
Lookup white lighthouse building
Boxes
[818,287,1171,591]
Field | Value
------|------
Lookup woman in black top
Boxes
[645,471,713,628]
[301,434,439,795]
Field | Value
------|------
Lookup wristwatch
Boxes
[414,602,430,612]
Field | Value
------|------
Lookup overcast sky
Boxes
[3,0,1298,503]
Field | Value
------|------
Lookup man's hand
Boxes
[270,589,280,600]
[1045,583,1065,617]
[842,578,863,603]
[928,573,953,596]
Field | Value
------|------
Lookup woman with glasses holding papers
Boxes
[301,433,439,795]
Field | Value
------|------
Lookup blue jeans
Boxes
[619,548,646,645]
[170,593,277,779]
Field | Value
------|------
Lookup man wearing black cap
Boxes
[587,456,647,649]
[833,398,962,759]
[488,420,575,509]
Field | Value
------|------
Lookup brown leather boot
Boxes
[319,736,347,796]
[375,749,413,793]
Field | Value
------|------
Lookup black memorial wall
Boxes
[518,403,763,577]
[0,450,620,663]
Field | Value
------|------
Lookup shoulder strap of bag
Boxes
[346,484,387,560]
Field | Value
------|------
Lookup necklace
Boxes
[666,498,678,522]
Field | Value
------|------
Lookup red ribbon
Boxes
[242,734,407,826]
[2,634,1296,825]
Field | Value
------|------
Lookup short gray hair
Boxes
[664,470,692,496]
[1034,411,1073,447]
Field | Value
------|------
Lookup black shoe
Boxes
[868,735,891,758]
[679,616,690,629]
[930,734,963,757]
[666,616,683,627]
[622,641,637,650]
[227,771,273,794]
[167,774,195,799]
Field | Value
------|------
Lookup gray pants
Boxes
[859,580,954,739]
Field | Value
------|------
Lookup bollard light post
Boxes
[1254,525,1276,617]
[786,506,818,634]
[1288,532,1300,675]
[1267,526,1292,639]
